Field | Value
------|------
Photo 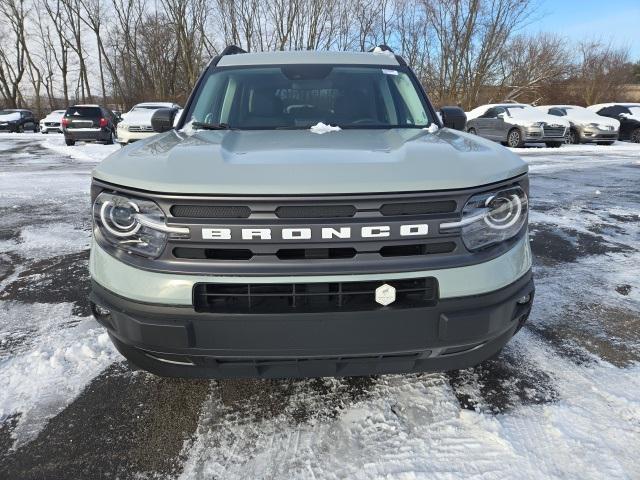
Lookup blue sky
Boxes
[522,0,640,60]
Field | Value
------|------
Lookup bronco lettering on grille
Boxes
[201,224,429,241]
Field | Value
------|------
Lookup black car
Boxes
[62,105,118,146]
[0,109,38,133]
[589,103,640,143]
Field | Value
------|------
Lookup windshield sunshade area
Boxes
[184,65,434,130]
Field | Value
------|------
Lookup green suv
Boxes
[89,46,534,378]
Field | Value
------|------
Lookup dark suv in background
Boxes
[0,109,38,133]
[588,103,640,143]
[62,105,119,146]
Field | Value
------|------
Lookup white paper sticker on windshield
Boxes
[382,69,398,75]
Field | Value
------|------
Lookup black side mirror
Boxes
[440,106,467,131]
[151,108,178,133]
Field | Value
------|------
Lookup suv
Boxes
[587,103,640,143]
[89,46,534,379]
[0,109,38,133]
[117,102,182,145]
[466,104,569,148]
[62,105,118,146]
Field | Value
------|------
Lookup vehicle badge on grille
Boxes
[375,283,396,306]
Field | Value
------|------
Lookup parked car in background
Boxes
[587,103,640,143]
[117,102,181,145]
[466,104,569,148]
[62,105,119,146]
[0,109,38,133]
[536,105,619,145]
[40,110,66,134]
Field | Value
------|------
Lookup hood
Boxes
[121,109,157,126]
[93,128,528,195]
[507,109,570,127]
[42,111,65,122]
[0,112,21,122]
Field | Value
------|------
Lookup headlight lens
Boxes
[446,186,528,250]
[93,192,176,258]
[530,122,544,128]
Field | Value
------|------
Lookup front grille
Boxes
[380,200,456,216]
[193,277,438,313]
[128,125,154,132]
[171,205,251,218]
[543,126,565,137]
[276,205,356,218]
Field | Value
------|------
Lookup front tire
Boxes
[507,128,524,148]
[65,138,75,146]
[545,141,563,148]
[567,129,580,144]
[631,128,640,143]
[468,127,477,135]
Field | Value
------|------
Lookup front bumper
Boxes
[89,234,534,378]
[0,123,19,131]
[91,271,533,378]
[579,128,618,142]
[116,128,156,144]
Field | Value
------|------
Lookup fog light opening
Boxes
[517,294,531,305]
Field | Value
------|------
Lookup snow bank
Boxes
[0,303,118,447]
[41,135,120,162]
[310,122,341,134]
[0,222,90,261]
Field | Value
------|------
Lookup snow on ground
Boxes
[0,136,638,478]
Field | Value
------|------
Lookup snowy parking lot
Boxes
[0,133,639,479]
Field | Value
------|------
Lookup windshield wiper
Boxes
[191,121,233,130]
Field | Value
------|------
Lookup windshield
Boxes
[627,106,640,116]
[131,106,165,111]
[504,106,526,114]
[183,65,433,130]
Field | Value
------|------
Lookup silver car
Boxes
[536,105,619,145]
[466,104,570,148]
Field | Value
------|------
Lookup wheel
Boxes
[33,125,38,133]
[567,129,580,144]
[506,128,524,148]
[545,141,563,148]
[65,138,75,146]
[597,141,614,146]
[631,128,640,143]
[105,130,115,145]
[16,124,24,133]
[468,127,477,135]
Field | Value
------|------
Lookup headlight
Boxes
[587,123,600,129]
[118,123,129,131]
[442,186,528,250]
[530,122,544,128]
[93,191,189,258]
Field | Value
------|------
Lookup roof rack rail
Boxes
[369,44,394,53]
[220,45,247,56]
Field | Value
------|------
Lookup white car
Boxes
[466,103,570,148]
[40,110,66,133]
[536,105,619,145]
[117,102,181,145]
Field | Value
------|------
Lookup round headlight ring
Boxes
[484,193,523,230]
[100,199,141,237]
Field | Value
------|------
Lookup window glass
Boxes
[185,65,434,129]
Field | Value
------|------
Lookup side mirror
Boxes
[497,112,506,119]
[440,106,466,131]
[151,108,178,133]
